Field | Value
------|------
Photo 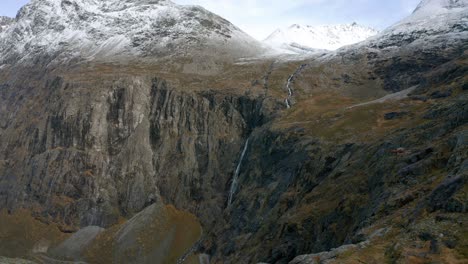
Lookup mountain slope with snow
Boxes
[264,23,379,53]
[0,0,264,65]
[317,0,468,93]
[357,0,468,49]
[413,0,468,18]
[0,16,13,32]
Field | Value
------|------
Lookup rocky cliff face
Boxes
[0,63,273,228]
[211,82,468,263]
[0,0,467,263]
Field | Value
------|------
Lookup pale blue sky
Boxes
[1,0,30,18]
[0,0,421,40]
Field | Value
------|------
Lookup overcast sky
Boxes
[1,0,421,40]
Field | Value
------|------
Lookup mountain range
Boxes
[0,0,466,263]
[263,23,379,52]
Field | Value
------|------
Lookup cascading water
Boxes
[285,98,291,109]
[286,75,294,96]
[284,63,308,108]
[228,138,250,206]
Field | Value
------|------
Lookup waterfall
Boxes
[285,98,291,109]
[286,74,294,96]
[284,63,308,108]
[228,138,250,206]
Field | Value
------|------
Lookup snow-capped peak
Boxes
[264,23,379,53]
[373,0,468,47]
[331,0,468,56]
[0,0,263,65]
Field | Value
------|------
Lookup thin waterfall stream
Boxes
[284,63,308,108]
[228,138,250,206]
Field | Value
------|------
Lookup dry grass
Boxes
[273,91,431,143]
[85,204,202,264]
[0,209,69,258]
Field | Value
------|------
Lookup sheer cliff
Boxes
[0,0,467,263]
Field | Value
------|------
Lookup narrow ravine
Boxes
[227,137,250,206]
[285,63,308,108]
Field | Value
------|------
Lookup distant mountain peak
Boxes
[264,23,379,53]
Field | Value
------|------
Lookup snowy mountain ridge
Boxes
[367,0,468,49]
[264,23,379,53]
[0,0,263,65]
[414,0,468,15]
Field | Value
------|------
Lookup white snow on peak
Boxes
[326,0,468,61]
[0,0,263,64]
[413,0,468,17]
[376,0,468,44]
[264,23,379,53]
[395,0,468,24]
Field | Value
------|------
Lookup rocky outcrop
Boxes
[0,16,13,32]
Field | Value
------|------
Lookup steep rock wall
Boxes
[0,68,269,232]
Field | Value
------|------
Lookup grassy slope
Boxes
[267,56,468,263]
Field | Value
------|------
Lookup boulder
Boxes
[384,112,409,120]
[430,90,452,99]
[410,95,428,102]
